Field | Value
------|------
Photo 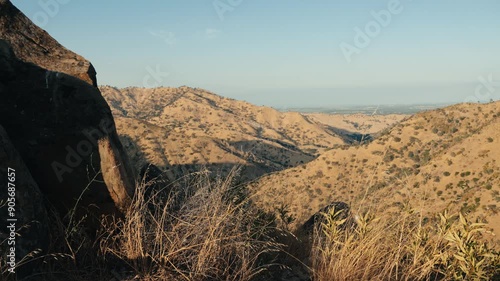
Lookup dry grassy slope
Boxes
[250,102,500,235]
[100,86,345,181]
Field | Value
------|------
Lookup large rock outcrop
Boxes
[301,202,354,234]
[0,0,97,86]
[0,1,135,220]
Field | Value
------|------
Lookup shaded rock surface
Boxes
[0,0,136,217]
[302,201,352,234]
[0,0,97,86]
[0,38,135,216]
[0,125,49,278]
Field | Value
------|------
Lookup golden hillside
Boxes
[250,101,500,235]
[100,86,350,181]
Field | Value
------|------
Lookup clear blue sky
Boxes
[11,0,500,107]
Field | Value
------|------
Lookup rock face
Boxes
[0,1,135,218]
[0,125,49,277]
[0,0,97,86]
[302,202,353,234]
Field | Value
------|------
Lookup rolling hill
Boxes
[249,101,500,236]
[101,86,407,184]
[100,86,348,181]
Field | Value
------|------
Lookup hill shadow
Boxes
[326,126,374,144]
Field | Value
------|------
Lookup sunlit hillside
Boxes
[250,101,500,236]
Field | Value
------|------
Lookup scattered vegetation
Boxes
[311,207,500,281]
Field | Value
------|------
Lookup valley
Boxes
[250,102,500,236]
[101,86,405,182]
[101,85,500,238]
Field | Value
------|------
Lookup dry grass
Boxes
[1,206,112,281]
[311,205,500,281]
[1,168,284,281]
[100,168,282,281]
[4,167,499,280]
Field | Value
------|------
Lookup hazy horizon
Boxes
[11,0,500,107]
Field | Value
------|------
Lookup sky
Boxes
[10,0,500,107]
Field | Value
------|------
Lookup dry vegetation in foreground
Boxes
[311,206,500,281]
[3,170,500,280]
[99,169,282,281]
[1,169,283,281]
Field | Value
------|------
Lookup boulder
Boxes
[0,1,136,220]
[0,0,97,86]
[0,125,49,277]
[302,202,354,234]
